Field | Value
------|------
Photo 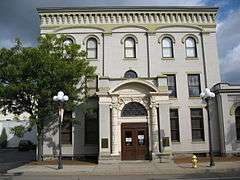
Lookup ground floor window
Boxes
[85,109,98,145]
[191,108,204,141]
[61,111,72,145]
[170,109,180,142]
[235,106,240,140]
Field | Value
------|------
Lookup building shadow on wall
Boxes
[225,123,240,153]
[73,97,99,164]
[43,113,59,158]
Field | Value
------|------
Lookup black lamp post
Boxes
[53,91,69,169]
[200,88,215,167]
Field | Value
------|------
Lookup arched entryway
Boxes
[120,102,149,160]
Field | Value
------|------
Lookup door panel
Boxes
[121,123,149,160]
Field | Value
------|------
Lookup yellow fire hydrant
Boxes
[192,155,198,168]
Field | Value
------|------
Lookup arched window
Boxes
[121,102,147,117]
[124,37,136,58]
[63,38,74,46]
[235,106,240,140]
[185,37,197,58]
[124,70,138,78]
[86,38,97,59]
[162,37,173,58]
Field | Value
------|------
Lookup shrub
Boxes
[0,128,8,148]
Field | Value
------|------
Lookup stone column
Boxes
[97,93,111,162]
[150,103,160,159]
[111,95,121,157]
[158,102,172,157]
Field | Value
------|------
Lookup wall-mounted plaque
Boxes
[101,138,108,148]
[163,137,170,147]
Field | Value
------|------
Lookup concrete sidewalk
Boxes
[6,161,240,176]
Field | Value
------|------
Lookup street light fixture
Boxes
[200,88,215,167]
[53,91,69,169]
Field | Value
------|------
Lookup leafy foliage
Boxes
[0,34,95,157]
[10,125,25,138]
[0,128,8,148]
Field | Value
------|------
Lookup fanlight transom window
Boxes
[185,37,197,58]
[162,37,174,58]
[121,102,147,117]
[124,70,138,78]
[87,38,97,59]
[124,37,136,58]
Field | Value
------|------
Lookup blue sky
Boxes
[0,0,239,83]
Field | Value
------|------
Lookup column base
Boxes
[98,154,121,164]
[152,152,173,163]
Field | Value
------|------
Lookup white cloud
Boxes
[216,8,240,83]
[220,44,240,83]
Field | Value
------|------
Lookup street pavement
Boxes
[5,161,240,176]
[0,149,35,174]
[1,173,240,180]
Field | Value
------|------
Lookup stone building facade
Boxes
[37,6,240,162]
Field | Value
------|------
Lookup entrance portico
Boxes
[97,77,172,162]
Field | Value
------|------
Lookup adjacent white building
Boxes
[0,113,37,147]
[37,6,240,162]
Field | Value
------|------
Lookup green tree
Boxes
[0,127,8,148]
[10,125,25,138]
[0,34,95,159]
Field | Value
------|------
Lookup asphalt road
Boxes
[0,173,240,180]
[0,149,35,173]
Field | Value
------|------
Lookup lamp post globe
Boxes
[53,91,69,169]
[200,88,215,167]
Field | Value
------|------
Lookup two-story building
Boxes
[37,6,240,162]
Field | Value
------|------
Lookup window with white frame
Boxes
[63,38,74,46]
[188,74,201,97]
[61,111,72,145]
[185,37,197,58]
[191,108,204,141]
[162,37,174,58]
[86,38,97,59]
[170,109,180,142]
[124,37,136,58]
[167,74,177,98]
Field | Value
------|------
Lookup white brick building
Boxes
[37,6,240,162]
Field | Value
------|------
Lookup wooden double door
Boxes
[121,123,149,160]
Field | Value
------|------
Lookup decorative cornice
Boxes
[38,8,217,29]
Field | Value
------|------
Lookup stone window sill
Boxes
[191,141,205,144]
[189,96,201,99]
[171,141,181,144]
[123,58,137,61]
[161,57,175,61]
[87,58,98,61]
[62,144,72,147]
[185,57,199,61]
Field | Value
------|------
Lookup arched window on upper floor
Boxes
[235,106,240,140]
[124,70,138,78]
[162,37,174,58]
[63,38,74,46]
[185,37,197,58]
[121,102,147,117]
[124,37,136,58]
[86,38,98,59]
